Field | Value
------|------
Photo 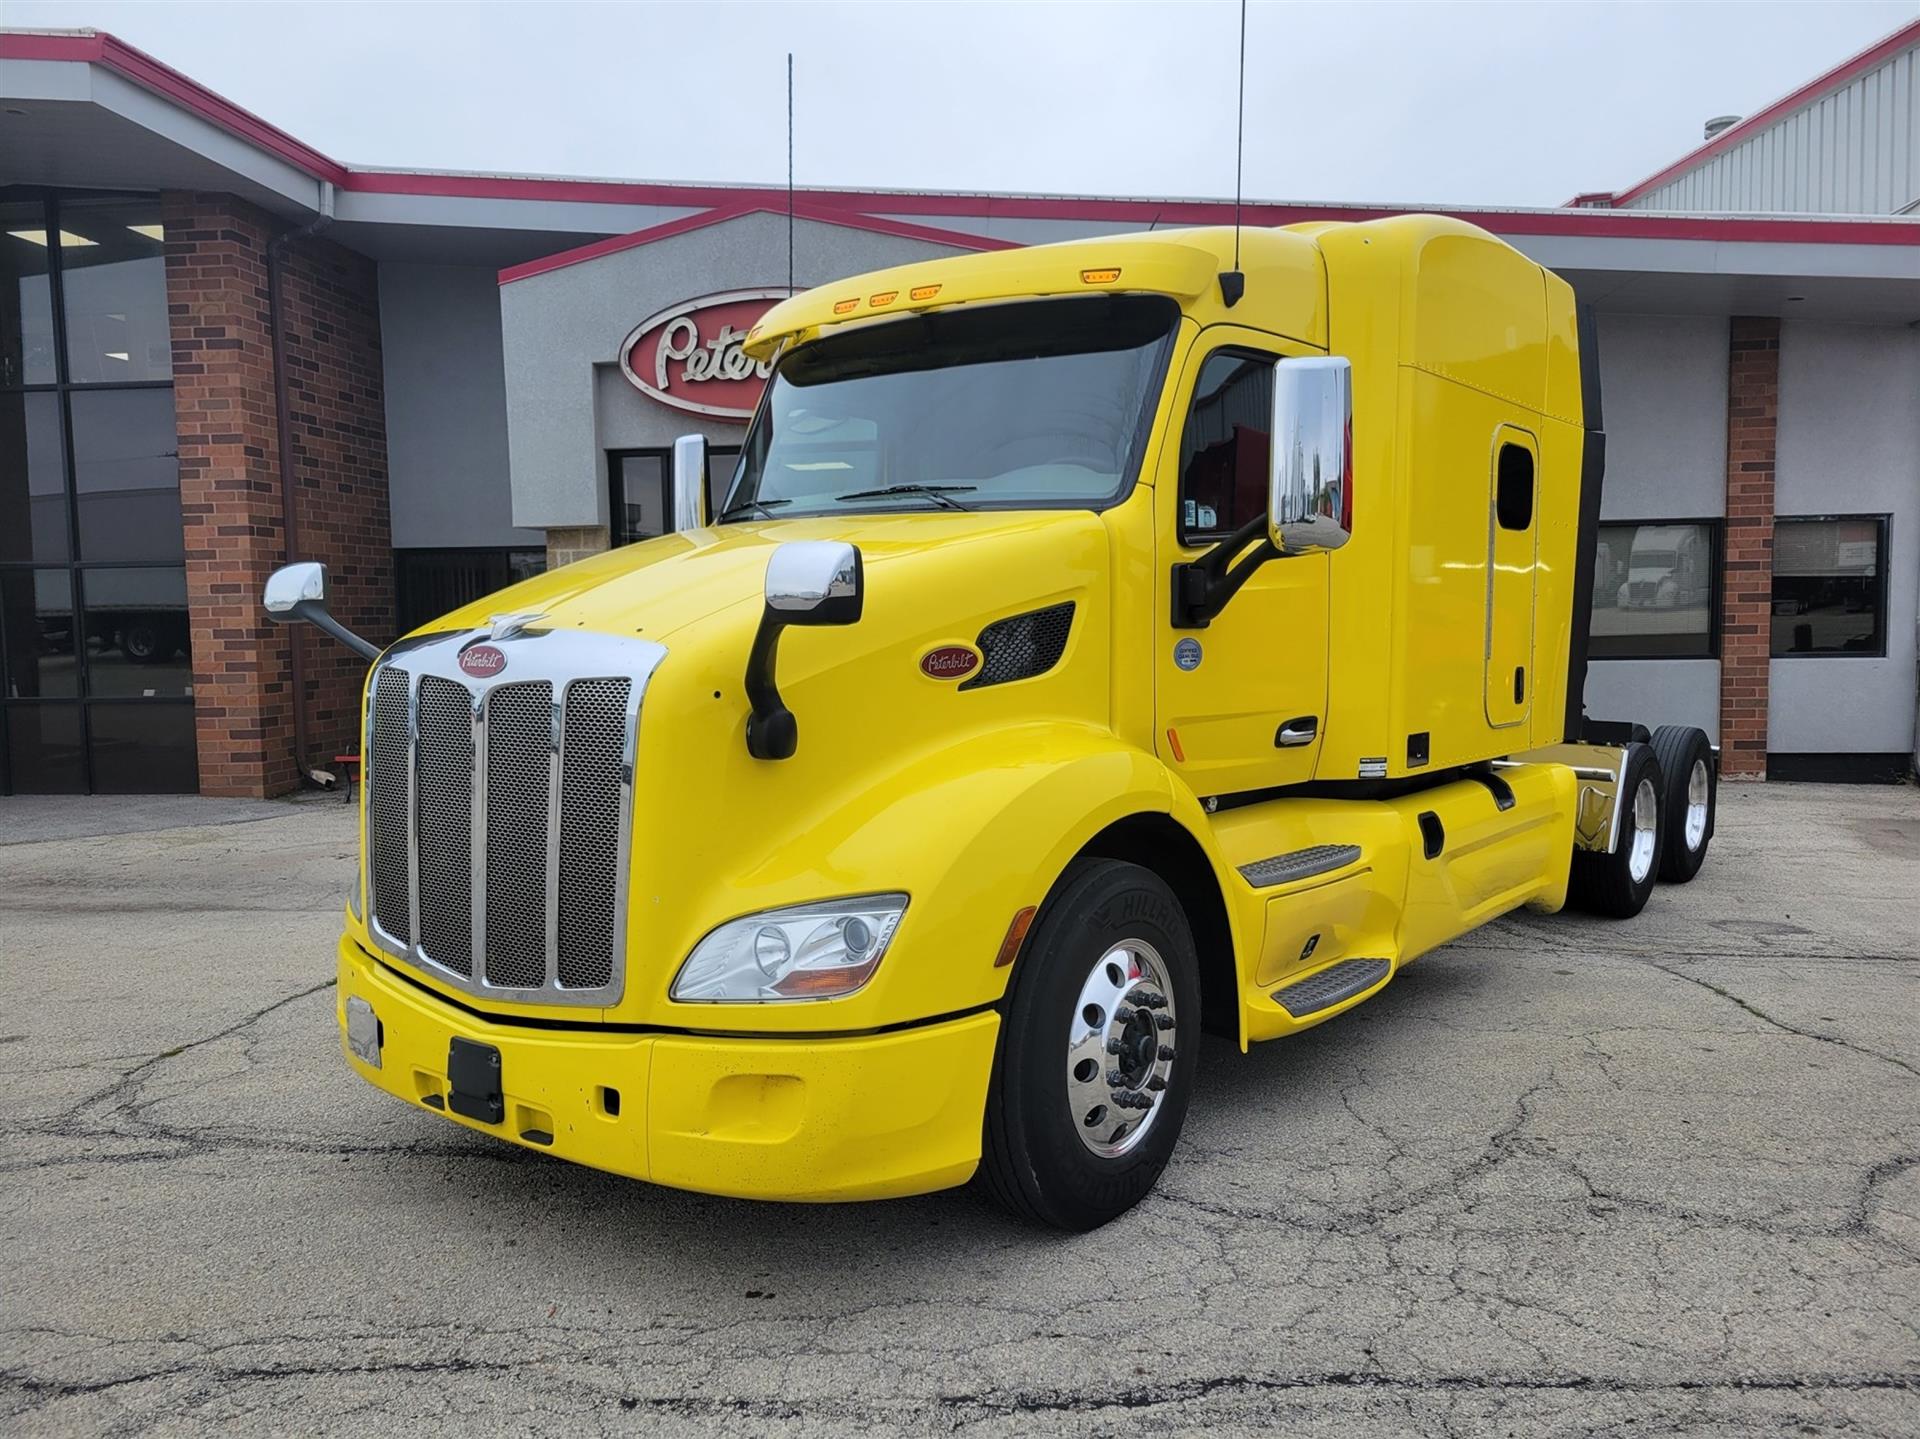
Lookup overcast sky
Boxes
[9,0,1915,207]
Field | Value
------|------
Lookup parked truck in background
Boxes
[268,216,1719,1230]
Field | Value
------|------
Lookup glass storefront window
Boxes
[71,387,184,563]
[611,446,740,545]
[56,198,172,385]
[0,199,57,386]
[0,568,80,699]
[1772,517,1887,657]
[1589,521,1718,660]
[87,701,198,793]
[0,390,70,561]
[4,703,84,794]
[82,566,193,698]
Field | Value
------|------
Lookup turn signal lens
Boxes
[994,906,1037,968]
[910,284,942,301]
[1081,267,1121,284]
[832,297,859,314]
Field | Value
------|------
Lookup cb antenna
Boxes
[1220,0,1247,308]
[787,53,796,295]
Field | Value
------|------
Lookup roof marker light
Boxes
[910,284,941,301]
[1081,267,1121,284]
[869,290,898,306]
[833,298,859,314]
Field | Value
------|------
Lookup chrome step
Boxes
[1237,844,1361,889]
[1273,957,1391,1017]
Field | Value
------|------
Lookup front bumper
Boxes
[336,937,999,1202]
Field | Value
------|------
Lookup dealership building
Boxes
[2,24,1917,796]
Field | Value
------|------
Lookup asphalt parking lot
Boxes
[1,782,1916,1435]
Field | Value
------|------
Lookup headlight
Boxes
[671,895,908,1002]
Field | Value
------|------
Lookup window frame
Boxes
[0,186,186,796]
[607,444,741,546]
[1769,513,1891,661]
[1586,516,1724,663]
[1175,343,1283,549]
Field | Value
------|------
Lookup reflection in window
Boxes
[71,387,183,562]
[0,197,58,386]
[1589,522,1717,660]
[1179,353,1272,543]
[0,391,70,561]
[1772,517,1885,656]
[57,198,172,385]
[0,567,79,699]
[82,566,193,698]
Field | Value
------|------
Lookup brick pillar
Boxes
[164,192,296,798]
[163,192,392,797]
[1719,316,1780,780]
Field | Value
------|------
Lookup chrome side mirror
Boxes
[672,433,710,531]
[262,561,379,662]
[745,541,865,760]
[1269,356,1352,554]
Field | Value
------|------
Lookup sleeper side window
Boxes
[1496,443,1534,530]
[1178,351,1273,545]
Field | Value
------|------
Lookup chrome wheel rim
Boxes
[1683,758,1710,851]
[1066,939,1176,1158]
[1627,776,1659,884]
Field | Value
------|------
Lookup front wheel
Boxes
[1567,741,1666,919]
[980,859,1201,1231]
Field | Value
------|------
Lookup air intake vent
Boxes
[961,602,1075,691]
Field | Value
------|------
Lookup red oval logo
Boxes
[920,645,981,681]
[458,644,507,678]
[618,289,785,420]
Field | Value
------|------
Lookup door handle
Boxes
[1275,716,1318,748]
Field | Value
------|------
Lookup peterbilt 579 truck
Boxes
[267,216,1718,1231]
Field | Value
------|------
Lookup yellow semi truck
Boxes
[267,216,1718,1230]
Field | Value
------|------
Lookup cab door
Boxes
[1484,427,1538,728]
[1154,335,1329,797]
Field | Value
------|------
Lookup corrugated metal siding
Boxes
[1626,42,1920,213]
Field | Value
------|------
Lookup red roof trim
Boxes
[0,29,350,186]
[497,202,1015,286]
[1603,18,1920,208]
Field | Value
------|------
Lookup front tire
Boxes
[1651,725,1715,882]
[1567,741,1666,919]
[980,859,1201,1231]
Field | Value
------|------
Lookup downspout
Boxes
[268,181,335,786]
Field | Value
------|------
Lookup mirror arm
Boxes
[743,614,798,760]
[292,601,381,663]
[1170,513,1278,629]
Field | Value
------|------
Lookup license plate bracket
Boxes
[447,1037,503,1124]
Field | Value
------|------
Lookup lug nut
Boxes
[1155,1014,1175,1031]
[1158,1045,1176,1060]
[1115,1006,1137,1024]
[1107,1069,1128,1086]
[1146,1076,1166,1092]
[1105,1038,1125,1055]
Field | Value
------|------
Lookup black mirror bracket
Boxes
[744,614,800,760]
[742,540,864,760]
[1170,513,1278,629]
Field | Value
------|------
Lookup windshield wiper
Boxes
[716,497,793,522]
[833,483,977,512]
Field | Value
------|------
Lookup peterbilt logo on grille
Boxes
[458,644,507,678]
[920,645,981,681]
[618,289,786,420]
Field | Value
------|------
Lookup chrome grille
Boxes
[367,669,412,946]
[483,682,552,990]
[359,628,659,1007]
[557,679,631,989]
[415,676,474,976]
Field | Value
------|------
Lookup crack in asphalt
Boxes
[1651,961,1920,1080]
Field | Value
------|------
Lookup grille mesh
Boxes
[367,668,412,945]
[414,676,474,976]
[961,602,1076,690]
[483,682,553,989]
[557,679,630,989]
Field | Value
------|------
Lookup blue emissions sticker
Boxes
[1173,638,1203,671]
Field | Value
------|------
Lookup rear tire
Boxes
[979,859,1201,1231]
[1651,725,1715,882]
[1567,741,1665,919]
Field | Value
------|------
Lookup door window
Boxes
[1177,351,1274,544]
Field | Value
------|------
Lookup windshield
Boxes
[721,295,1178,519]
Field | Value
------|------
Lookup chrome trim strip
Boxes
[360,625,666,1009]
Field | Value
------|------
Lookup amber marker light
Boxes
[994,906,1038,968]
[869,290,899,306]
[910,284,941,301]
[1165,728,1186,762]
[832,297,859,314]
[1081,267,1122,284]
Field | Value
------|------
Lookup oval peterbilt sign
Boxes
[619,289,787,420]
[458,644,507,678]
[921,646,981,681]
